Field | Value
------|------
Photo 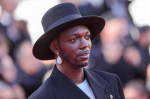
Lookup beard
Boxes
[60,49,89,68]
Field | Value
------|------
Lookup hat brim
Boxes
[33,16,105,60]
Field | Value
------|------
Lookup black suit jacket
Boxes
[28,66,125,99]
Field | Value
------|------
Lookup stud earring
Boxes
[57,53,62,64]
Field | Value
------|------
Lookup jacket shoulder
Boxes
[87,68,118,81]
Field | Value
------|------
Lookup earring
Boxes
[57,53,62,64]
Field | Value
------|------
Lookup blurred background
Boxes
[0,0,149,98]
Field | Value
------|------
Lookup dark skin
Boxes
[50,25,91,84]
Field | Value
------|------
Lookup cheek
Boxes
[64,44,77,55]
[59,43,79,60]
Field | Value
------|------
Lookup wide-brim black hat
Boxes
[33,2,105,60]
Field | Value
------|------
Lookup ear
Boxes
[49,39,59,55]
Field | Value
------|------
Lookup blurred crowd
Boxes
[0,0,53,98]
[0,0,149,99]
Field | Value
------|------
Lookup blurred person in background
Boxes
[0,0,31,60]
[0,55,26,99]
[136,26,150,65]
[0,80,25,99]
[90,17,128,71]
[124,79,149,99]
[0,80,15,99]
[0,55,17,84]
[15,40,47,97]
[123,25,150,83]
[99,17,128,66]
[0,0,18,26]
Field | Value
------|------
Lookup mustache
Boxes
[78,49,90,56]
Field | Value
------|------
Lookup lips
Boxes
[79,53,89,59]
[78,51,90,59]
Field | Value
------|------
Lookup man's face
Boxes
[57,25,91,68]
[0,0,18,13]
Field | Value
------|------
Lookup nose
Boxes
[79,38,91,49]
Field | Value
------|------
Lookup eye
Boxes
[85,34,90,40]
[71,37,78,42]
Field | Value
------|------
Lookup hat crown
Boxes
[42,3,81,32]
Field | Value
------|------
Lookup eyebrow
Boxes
[68,30,90,37]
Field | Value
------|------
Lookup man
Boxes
[0,0,31,60]
[15,40,47,97]
[29,2,124,99]
[124,79,149,99]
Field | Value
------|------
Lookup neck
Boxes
[56,63,85,84]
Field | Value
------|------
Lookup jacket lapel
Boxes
[51,66,90,99]
[85,69,113,99]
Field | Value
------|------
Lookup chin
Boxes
[72,57,89,68]
[77,61,89,68]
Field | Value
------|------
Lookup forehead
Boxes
[58,25,90,38]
